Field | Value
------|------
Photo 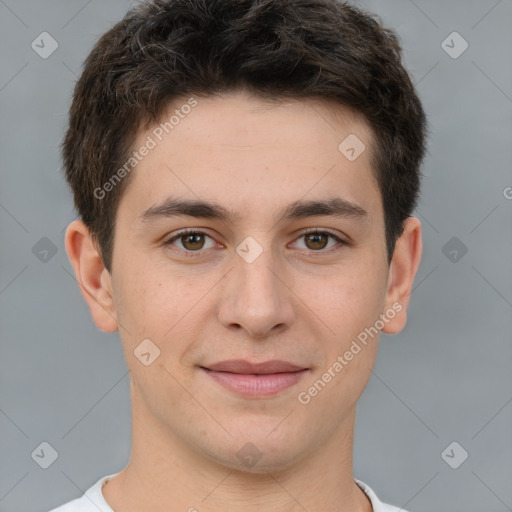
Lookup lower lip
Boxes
[200,368,308,397]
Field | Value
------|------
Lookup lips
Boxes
[199,359,309,397]
[203,359,306,375]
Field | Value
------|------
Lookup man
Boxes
[52,0,427,510]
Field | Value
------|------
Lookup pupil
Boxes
[308,233,327,249]
[185,234,203,249]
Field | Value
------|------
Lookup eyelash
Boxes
[163,228,348,257]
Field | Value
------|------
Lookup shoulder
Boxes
[355,478,411,512]
[48,496,92,512]
[47,473,119,512]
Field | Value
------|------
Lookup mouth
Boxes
[199,359,309,398]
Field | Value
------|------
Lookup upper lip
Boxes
[201,359,307,374]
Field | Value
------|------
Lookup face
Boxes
[67,90,420,473]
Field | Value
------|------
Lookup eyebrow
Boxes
[138,196,368,225]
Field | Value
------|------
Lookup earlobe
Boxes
[64,219,119,333]
[382,216,422,335]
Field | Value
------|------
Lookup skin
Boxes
[65,90,422,512]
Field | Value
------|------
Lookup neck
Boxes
[102,383,373,512]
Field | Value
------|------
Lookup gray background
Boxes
[0,1,511,511]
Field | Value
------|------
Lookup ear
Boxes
[381,216,422,334]
[64,219,118,333]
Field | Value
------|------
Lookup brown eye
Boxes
[304,232,329,250]
[181,233,205,251]
[293,230,345,253]
[165,230,216,253]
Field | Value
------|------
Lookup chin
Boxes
[205,431,306,475]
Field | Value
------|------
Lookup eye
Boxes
[163,228,347,257]
[164,229,217,253]
[292,229,346,252]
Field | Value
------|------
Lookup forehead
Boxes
[117,91,381,224]
[145,92,372,151]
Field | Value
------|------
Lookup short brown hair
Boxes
[62,0,429,273]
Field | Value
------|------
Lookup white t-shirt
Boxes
[48,472,410,512]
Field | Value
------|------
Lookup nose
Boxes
[217,242,296,339]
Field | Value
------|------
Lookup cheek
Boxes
[296,261,387,342]
[113,261,217,361]
[296,272,385,415]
